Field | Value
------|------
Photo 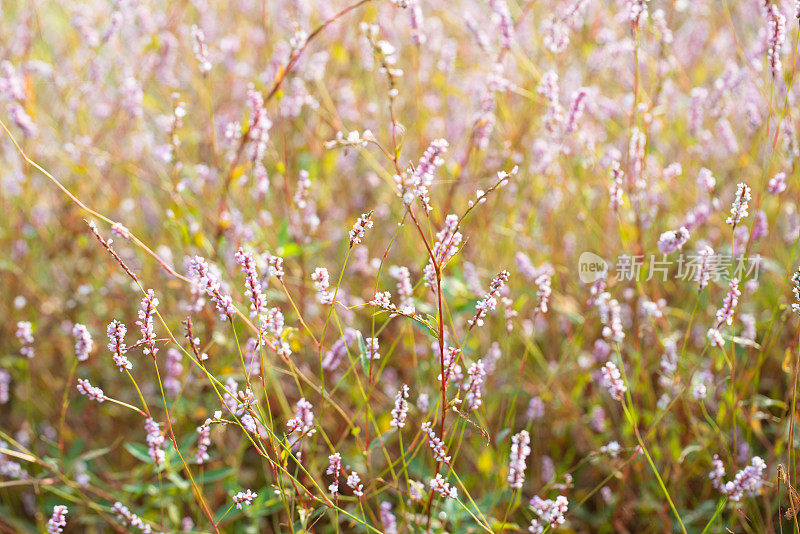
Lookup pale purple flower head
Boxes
[347,471,364,497]
[768,172,786,194]
[191,25,212,74]
[712,455,766,501]
[657,227,690,254]
[136,289,159,356]
[15,321,33,359]
[233,489,258,509]
[463,360,487,411]
[107,321,131,371]
[715,278,741,326]
[430,473,457,499]
[327,452,342,495]
[287,398,316,440]
[195,421,211,464]
[508,430,531,489]
[311,267,334,305]
[76,378,105,403]
[144,418,166,468]
[528,495,568,533]
[726,183,751,227]
[0,370,10,404]
[421,421,450,463]
[235,248,268,321]
[349,211,374,247]
[767,5,786,77]
[187,256,236,320]
[112,502,151,532]
[469,270,509,326]
[600,361,626,401]
[707,327,725,348]
[72,324,93,362]
[47,505,68,533]
[390,384,410,428]
[380,502,397,534]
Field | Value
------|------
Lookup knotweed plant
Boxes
[3,0,800,532]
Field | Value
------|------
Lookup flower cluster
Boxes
[287,398,316,441]
[463,360,486,411]
[349,211,374,247]
[190,25,212,74]
[726,183,751,226]
[0,371,9,405]
[429,473,457,499]
[715,278,740,326]
[398,138,448,209]
[327,453,342,496]
[112,502,151,533]
[597,294,625,343]
[107,321,131,371]
[76,378,105,403]
[47,505,68,534]
[72,323,93,362]
[311,267,334,305]
[346,471,364,497]
[508,430,531,489]
[421,422,450,464]
[144,418,166,468]
[769,172,786,194]
[390,384,410,428]
[469,270,509,327]
[696,246,715,290]
[534,273,552,314]
[233,489,258,509]
[187,256,236,320]
[600,361,626,402]
[709,455,767,502]
[380,502,397,534]
[235,248,268,320]
[767,4,786,77]
[265,253,285,282]
[365,336,380,360]
[528,495,569,533]
[15,321,33,359]
[195,420,211,465]
[657,227,690,255]
[136,289,159,356]
[423,214,463,288]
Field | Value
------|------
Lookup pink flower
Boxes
[76,378,105,403]
[508,430,531,489]
[421,422,450,463]
[390,385,410,428]
[349,211,374,247]
[726,183,751,227]
[430,473,457,499]
[233,489,258,509]
[47,505,68,533]
[15,321,33,359]
[600,361,626,401]
[72,324,93,362]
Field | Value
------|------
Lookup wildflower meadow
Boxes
[3,0,800,532]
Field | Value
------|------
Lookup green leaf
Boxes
[77,444,114,463]
[357,331,370,374]
[124,442,152,463]
[166,471,190,491]
[368,429,394,451]
[197,467,236,484]
[491,521,521,531]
